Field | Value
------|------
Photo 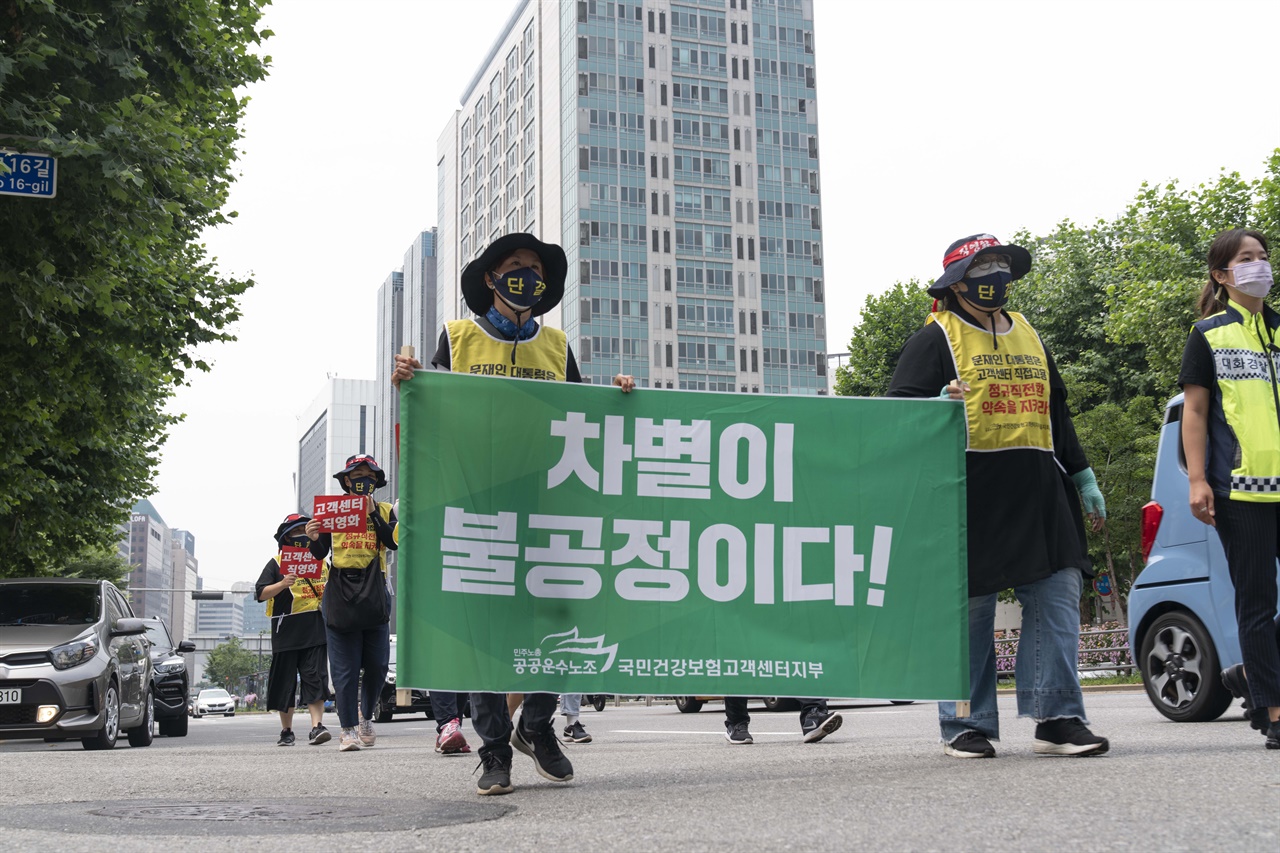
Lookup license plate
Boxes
[0,687,21,704]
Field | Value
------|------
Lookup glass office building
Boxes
[437,0,826,393]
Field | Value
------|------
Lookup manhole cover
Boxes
[3,798,513,836]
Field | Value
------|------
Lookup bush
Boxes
[995,621,1133,679]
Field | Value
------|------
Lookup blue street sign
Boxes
[0,151,57,199]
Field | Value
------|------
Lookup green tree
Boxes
[62,549,130,585]
[204,636,259,689]
[834,279,932,397]
[0,0,271,577]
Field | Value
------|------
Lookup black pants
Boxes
[724,697,828,728]
[1213,497,1280,709]
[428,691,466,733]
[265,644,327,712]
[469,691,557,759]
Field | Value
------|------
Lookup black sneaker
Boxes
[724,720,753,744]
[801,710,843,743]
[308,725,331,746]
[1033,718,1109,756]
[1266,722,1280,750]
[277,729,295,746]
[943,730,995,758]
[1221,664,1257,722]
[475,750,514,795]
[562,720,593,743]
[512,721,574,782]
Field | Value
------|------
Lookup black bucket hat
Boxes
[274,513,311,546]
[332,453,387,492]
[927,233,1033,297]
[460,232,567,317]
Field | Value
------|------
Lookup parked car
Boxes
[0,578,154,750]
[139,618,195,737]
[192,688,235,718]
[371,634,468,723]
[1129,393,1280,722]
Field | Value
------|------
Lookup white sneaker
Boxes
[339,727,361,752]
[358,717,376,747]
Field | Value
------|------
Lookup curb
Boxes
[997,684,1143,696]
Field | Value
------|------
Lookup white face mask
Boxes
[1230,259,1274,298]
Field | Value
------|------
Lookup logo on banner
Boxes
[512,627,619,676]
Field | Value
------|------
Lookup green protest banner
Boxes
[398,371,968,701]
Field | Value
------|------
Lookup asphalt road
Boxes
[0,691,1276,851]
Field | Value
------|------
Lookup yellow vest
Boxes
[330,501,394,570]
[264,554,327,618]
[930,310,1054,452]
[1194,299,1280,501]
[446,318,568,381]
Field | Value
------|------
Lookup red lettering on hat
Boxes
[943,237,1001,269]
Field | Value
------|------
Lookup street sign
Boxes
[1093,573,1113,597]
[0,151,57,199]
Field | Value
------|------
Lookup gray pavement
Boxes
[0,691,1276,851]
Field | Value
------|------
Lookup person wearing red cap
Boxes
[256,513,331,747]
[393,232,633,796]
[888,233,1109,759]
[305,454,398,752]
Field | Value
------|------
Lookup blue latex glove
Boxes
[1071,468,1106,518]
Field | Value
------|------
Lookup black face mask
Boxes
[964,270,1012,310]
[348,476,378,496]
[285,536,310,549]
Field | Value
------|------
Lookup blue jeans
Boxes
[939,567,1088,742]
[560,693,581,718]
[325,622,390,729]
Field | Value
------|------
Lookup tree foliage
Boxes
[0,0,271,576]
[839,152,1280,615]
[203,635,259,689]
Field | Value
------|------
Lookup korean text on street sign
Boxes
[397,371,970,702]
[0,152,57,199]
[312,496,368,534]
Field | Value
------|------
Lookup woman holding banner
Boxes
[887,233,1109,759]
[393,232,633,796]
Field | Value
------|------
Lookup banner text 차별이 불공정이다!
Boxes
[396,371,969,702]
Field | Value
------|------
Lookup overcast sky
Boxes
[156,0,1280,590]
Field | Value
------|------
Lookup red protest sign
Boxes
[280,547,324,580]
[312,495,369,534]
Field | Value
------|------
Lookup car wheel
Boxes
[82,680,120,750]
[890,700,915,706]
[592,695,607,713]
[375,694,393,724]
[225,712,235,717]
[674,696,703,713]
[127,688,155,747]
[1139,610,1234,722]
[762,697,801,712]
[159,713,189,737]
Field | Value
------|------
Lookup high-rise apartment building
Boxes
[376,269,404,505]
[168,529,199,641]
[295,378,380,514]
[436,0,826,393]
[403,228,440,359]
[125,499,173,627]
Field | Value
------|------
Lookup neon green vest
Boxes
[1194,299,1280,502]
[446,319,568,381]
[930,310,1054,452]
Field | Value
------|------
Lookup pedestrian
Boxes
[560,694,593,743]
[1179,227,1280,749]
[888,233,1110,758]
[393,231,634,795]
[429,691,471,754]
[722,697,842,745]
[255,513,331,747]
[305,454,397,752]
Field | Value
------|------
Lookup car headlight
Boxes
[49,638,98,670]
[385,671,396,685]
[155,658,186,674]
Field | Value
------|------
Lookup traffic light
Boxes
[191,591,224,601]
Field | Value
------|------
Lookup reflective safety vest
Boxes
[264,554,326,618]
[330,501,395,571]
[1193,299,1280,502]
[445,319,568,381]
[929,310,1054,453]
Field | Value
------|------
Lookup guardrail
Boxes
[996,626,1134,678]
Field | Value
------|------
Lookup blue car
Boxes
[1129,393,1280,721]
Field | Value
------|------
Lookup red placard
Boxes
[312,495,369,534]
[280,547,324,580]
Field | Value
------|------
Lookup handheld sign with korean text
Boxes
[312,495,369,534]
[281,547,324,580]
